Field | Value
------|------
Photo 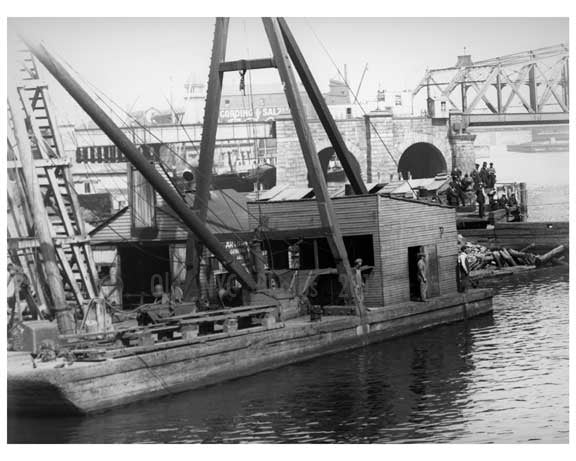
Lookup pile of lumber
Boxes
[460,237,568,272]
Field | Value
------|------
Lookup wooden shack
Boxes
[247,194,458,307]
[89,188,250,308]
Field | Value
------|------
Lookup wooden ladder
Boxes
[7,47,100,313]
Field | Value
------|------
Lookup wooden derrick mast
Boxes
[7,49,101,332]
[186,17,368,319]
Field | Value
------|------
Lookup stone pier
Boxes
[449,132,477,175]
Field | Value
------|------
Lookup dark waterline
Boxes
[8,265,569,444]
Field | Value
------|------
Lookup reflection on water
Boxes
[8,266,569,443]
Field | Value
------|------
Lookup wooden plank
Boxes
[55,246,86,307]
[219,58,275,72]
[8,94,73,333]
[262,17,365,320]
[278,18,367,195]
[7,158,71,169]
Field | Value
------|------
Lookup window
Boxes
[395,95,402,106]
[440,101,447,112]
[84,182,91,194]
[224,99,231,106]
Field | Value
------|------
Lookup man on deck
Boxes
[487,162,497,188]
[417,253,427,302]
[476,187,486,218]
[152,284,170,304]
[457,246,469,292]
[479,161,489,188]
[353,258,365,304]
[470,164,481,191]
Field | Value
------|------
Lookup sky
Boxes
[7,17,569,125]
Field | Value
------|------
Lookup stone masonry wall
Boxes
[276,113,453,187]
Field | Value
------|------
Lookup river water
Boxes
[8,265,569,444]
[475,146,569,222]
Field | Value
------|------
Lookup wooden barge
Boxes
[8,19,493,417]
[8,193,494,415]
[8,289,492,415]
[461,221,569,253]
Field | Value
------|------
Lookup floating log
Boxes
[500,248,517,266]
[519,243,536,252]
[536,245,567,266]
[551,256,568,266]
[492,251,503,268]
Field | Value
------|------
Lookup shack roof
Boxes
[89,189,249,244]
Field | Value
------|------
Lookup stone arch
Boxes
[308,146,362,186]
[398,142,447,179]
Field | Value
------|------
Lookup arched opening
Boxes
[308,147,361,186]
[398,142,447,179]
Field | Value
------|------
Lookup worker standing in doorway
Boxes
[417,253,427,302]
[353,258,365,305]
[457,246,469,292]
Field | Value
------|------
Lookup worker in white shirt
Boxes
[457,246,469,292]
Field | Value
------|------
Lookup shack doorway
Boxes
[408,246,424,301]
[398,142,447,179]
[408,244,440,301]
[119,244,171,309]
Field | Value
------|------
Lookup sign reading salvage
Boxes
[219,106,287,122]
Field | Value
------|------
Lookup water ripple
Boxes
[8,266,568,443]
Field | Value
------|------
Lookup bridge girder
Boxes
[414,44,569,120]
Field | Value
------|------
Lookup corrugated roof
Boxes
[250,184,314,202]
[90,189,249,244]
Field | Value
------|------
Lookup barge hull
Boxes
[8,289,492,416]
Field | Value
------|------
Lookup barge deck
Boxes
[8,288,492,416]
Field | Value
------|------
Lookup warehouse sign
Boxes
[219,106,287,122]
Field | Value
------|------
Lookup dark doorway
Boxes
[408,244,440,301]
[398,143,447,179]
[308,147,362,186]
[119,244,171,309]
[408,246,424,301]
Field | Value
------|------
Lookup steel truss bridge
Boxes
[413,44,569,127]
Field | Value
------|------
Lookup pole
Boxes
[278,18,368,195]
[21,36,257,292]
[263,18,366,324]
[8,95,75,334]
[184,18,229,301]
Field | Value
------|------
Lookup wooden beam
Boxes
[277,18,368,195]
[18,89,98,301]
[186,17,232,301]
[6,157,71,169]
[219,58,275,72]
[262,17,366,323]
[55,246,86,307]
[8,235,91,250]
[22,35,258,292]
[8,95,74,334]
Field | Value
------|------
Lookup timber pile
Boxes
[460,236,568,274]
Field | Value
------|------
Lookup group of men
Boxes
[446,161,497,213]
